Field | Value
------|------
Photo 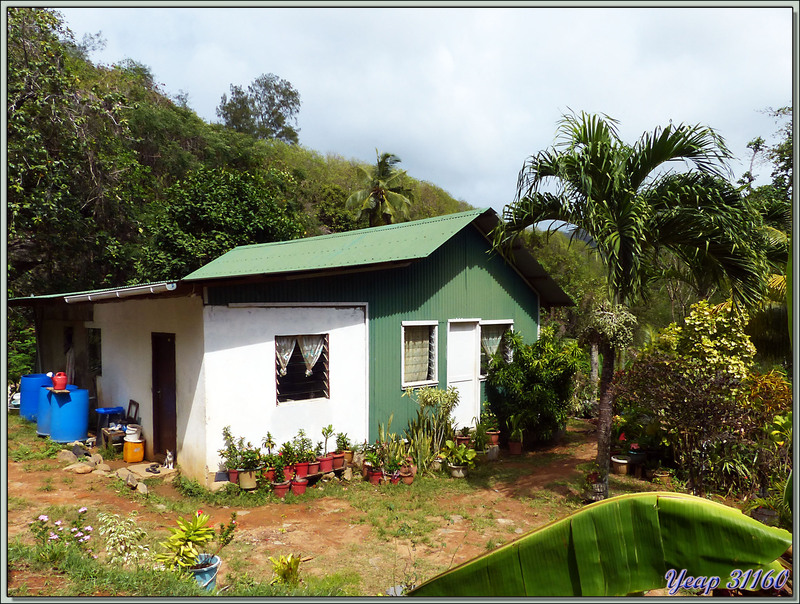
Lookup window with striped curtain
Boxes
[403,324,437,386]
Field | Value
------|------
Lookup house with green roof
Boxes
[11,208,571,485]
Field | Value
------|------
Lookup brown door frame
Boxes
[151,332,177,455]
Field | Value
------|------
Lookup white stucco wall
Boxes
[203,304,368,474]
[89,295,206,478]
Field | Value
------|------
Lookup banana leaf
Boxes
[406,492,791,597]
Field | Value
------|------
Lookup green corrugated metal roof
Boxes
[182,208,491,282]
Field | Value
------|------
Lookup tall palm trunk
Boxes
[596,340,616,498]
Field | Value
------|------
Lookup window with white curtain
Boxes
[402,322,438,387]
[275,334,330,403]
[480,322,513,377]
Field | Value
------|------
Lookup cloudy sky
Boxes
[56,3,794,214]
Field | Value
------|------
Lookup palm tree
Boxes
[346,150,414,227]
[493,111,769,495]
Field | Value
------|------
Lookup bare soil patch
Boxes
[7,424,601,596]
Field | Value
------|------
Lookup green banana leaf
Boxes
[406,492,791,597]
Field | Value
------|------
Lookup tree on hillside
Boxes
[493,111,770,496]
[216,73,301,144]
[346,150,414,228]
[7,7,140,295]
[136,167,305,280]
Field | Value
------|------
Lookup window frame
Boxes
[275,333,330,404]
[401,320,439,389]
[479,320,514,380]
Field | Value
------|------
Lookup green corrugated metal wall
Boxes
[206,225,540,441]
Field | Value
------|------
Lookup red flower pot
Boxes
[307,460,320,475]
[291,478,308,496]
[318,454,334,473]
[456,436,471,447]
[282,465,295,481]
[294,461,309,479]
[389,475,400,485]
[228,469,239,484]
[368,469,384,485]
[487,430,501,445]
[263,467,276,482]
[272,481,290,498]
[332,452,345,470]
[508,440,523,455]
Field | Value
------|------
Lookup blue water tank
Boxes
[37,384,77,437]
[50,388,89,443]
[20,374,52,422]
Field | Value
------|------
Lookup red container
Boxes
[282,465,295,481]
[51,372,68,390]
[332,452,345,470]
[318,454,334,473]
[294,461,309,479]
[272,481,290,498]
[291,478,308,496]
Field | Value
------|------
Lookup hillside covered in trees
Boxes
[7,7,471,301]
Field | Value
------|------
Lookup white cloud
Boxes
[58,4,794,212]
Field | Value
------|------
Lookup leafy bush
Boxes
[486,327,583,444]
[612,352,751,495]
[98,511,150,567]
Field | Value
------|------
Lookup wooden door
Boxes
[152,332,177,455]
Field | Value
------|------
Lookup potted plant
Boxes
[291,430,312,479]
[456,425,472,447]
[472,421,489,453]
[218,426,241,483]
[335,432,352,467]
[507,414,525,455]
[278,441,296,481]
[318,424,335,472]
[481,410,501,445]
[364,450,383,484]
[156,509,237,591]
[442,439,476,478]
[237,443,263,490]
[307,443,322,475]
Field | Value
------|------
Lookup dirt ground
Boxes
[6,424,671,596]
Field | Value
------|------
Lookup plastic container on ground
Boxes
[37,384,77,437]
[123,439,145,463]
[49,388,89,443]
[20,374,52,422]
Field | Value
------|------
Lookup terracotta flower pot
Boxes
[508,440,523,455]
[368,469,383,485]
[332,452,346,469]
[389,475,401,485]
[487,430,500,445]
[342,450,354,464]
[283,465,295,481]
[307,460,320,475]
[400,471,414,485]
[291,478,308,496]
[228,468,239,484]
[263,467,276,482]
[318,454,334,473]
[272,480,290,498]
[294,461,309,479]
[456,436,471,447]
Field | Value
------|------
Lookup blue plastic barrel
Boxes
[20,374,52,422]
[37,384,77,437]
[50,388,89,443]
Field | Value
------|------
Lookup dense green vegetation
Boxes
[6,8,470,381]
